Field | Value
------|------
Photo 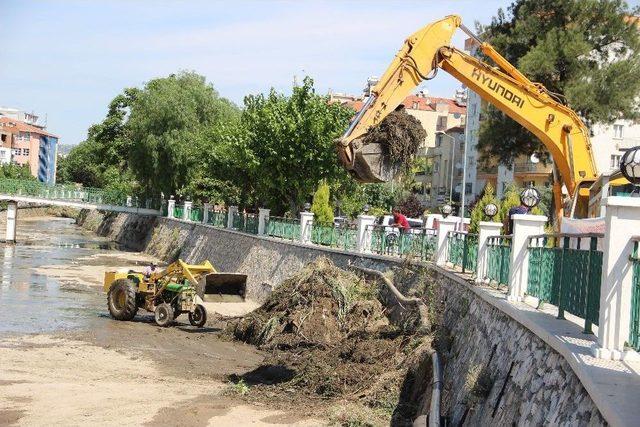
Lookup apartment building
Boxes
[0,114,59,183]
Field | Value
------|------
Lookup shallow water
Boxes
[0,217,140,336]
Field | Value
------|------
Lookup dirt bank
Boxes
[0,216,321,426]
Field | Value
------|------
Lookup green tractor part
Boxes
[104,259,246,328]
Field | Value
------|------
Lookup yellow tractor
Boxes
[103,259,247,327]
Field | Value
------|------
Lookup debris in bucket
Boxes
[361,108,426,166]
[227,257,431,425]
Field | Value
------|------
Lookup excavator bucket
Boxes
[200,272,247,302]
[346,137,400,183]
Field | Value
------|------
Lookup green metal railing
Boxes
[486,235,512,286]
[0,178,160,209]
[189,207,203,222]
[173,205,184,219]
[310,224,358,251]
[527,233,603,334]
[207,210,227,227]
[233,213,259,234]
[629,238,640,351]
[161,203,168,217]
[447,231,479,273]
[368,225,437,261]
[266,217,300,240]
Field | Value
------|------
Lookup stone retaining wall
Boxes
[428,267,605,426]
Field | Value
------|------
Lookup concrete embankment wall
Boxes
[77,210,605,425]
[429,268,605,426]
[76,210,404,302]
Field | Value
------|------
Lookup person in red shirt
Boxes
[392,208,411,232]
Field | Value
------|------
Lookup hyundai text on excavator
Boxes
[336,15,630,221]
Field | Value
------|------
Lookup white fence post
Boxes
[508,214,547,302]
[167,198,176,219]
[258,208,270,236]
[183,201,192,221]
[593,197,640,361]
[476,221,503,284]
[227,206,238,229]
[436,217,459,266]
[126,196,132,207]
[357,214,376,253]
[202,203,211,224]
[299,211,314,243]
[5,201,17,243]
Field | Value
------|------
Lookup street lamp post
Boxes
[436,131,457,204]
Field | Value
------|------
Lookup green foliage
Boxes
[0,164,36,180]
[498,184,522,229]
[127,72,241,198]
[396,194,424,218]
[311,181,334,225]
[478,0,640,164]
[469,183,499,233]
[240,76,353,214]
[336,182,403,219]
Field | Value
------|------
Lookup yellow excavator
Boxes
[336,15,630,221]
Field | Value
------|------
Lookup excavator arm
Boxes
[337,15,599,218]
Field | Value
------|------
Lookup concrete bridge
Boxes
[0,178,161,242]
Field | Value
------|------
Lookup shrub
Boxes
[469,183,499,233]
[311,181,334,225]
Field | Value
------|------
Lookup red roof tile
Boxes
[0,117,58,138]
[337,94,466,115]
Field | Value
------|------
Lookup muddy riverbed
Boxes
[0,216,320,426]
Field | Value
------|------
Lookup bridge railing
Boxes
[527,233,603,334]
[629,237,640,352]
[447,231,478,274]
[0,178,160,210]
[486,235,512,286]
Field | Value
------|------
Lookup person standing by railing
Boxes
[391,208,411,233]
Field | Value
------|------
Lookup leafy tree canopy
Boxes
[478,0,640,164]
[0,164,36,180]
[240,76,353,214]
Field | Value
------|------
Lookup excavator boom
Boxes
[337,15,600,219]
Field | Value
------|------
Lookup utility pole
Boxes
[461,87,470,218]
[437,131,456,204]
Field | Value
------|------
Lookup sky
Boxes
[1,0,639,145]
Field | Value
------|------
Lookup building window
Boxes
[23,148,30,156]
[12,148,21,156]
[17,132,30,140]
[436,116,448,131]
[611,154,621,169]
[613,124,624,139]
[435,134,442,147]
[433,161,440,173]
[465,183,473,195]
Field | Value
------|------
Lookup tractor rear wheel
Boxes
[107,279,138,321]
[154,303,174,327]
[189,304,207,328]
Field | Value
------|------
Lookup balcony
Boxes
[513,162,551,175]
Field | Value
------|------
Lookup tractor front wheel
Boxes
[107,279,138,321]
[154,303,174,327]
[189,304,207,328]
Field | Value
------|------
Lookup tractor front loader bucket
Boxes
[200,272,247,302]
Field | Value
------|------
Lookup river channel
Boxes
[0,216,154,337]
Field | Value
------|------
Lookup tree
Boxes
[498,184,522,229]
[396,194,424,218]
[241,77,354,214]
[128,72,241,198]
[0,164,35,180]
[469,183,499,233]
[478,0,640,164]
[311,181,334,225]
